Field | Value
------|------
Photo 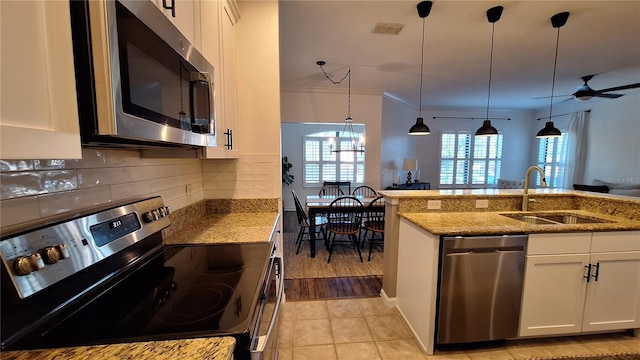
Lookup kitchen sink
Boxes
[501,213,613,225]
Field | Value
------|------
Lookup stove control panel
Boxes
[0,196,171,299]
[142,206,171,223]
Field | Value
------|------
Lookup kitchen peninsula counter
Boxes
[400,209,640,236]
[377,188,640,301]
[1,337,235,360]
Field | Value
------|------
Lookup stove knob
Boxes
[142,212,155,223]
[42,244,69,264]
[13,253,45,275]
[151,210,160,220]
[42,246,61,264]
[58,244,70,259]
[163,206,171,216]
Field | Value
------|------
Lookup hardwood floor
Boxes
[284,275,382,301]
[282,210,382,301]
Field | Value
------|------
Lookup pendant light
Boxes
[537,12,569,138]
[475,6,503,136]
[408,1,433,135]
[317,61,365,153]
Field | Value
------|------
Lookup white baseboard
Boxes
[380,288,397,308]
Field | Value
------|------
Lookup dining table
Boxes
[305,195,384,258]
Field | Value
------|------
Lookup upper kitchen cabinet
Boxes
[0,1,82,160]
[201,0,240,159]
[150,0,201,49]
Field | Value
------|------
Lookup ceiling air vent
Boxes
[371,22,404,35]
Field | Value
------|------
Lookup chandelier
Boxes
[317,61,365,153]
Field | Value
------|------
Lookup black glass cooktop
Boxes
[1,241,272,350]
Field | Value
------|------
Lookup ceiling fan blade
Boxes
[597,82,640,93]
[593,93,624,99]
[533,94,571,99]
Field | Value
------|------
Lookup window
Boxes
[303,131,365,186]
[537,135,565,187]
[439,132,503,188]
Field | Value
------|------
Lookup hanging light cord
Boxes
[486,22,495,121]
[318,64,352,119]
[418,17,425,116]
[548,27,561,120]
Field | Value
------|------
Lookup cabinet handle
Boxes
[224,129,233,150]
[162,0,176,17]
[591,262,600,282]
[584,264,592,283]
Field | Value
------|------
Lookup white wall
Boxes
[530,65,640,185]
[414,108,535,188]
[381,95,418,188]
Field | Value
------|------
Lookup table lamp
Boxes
[403,159,417,185]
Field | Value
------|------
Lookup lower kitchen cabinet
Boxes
[519,231,640,337]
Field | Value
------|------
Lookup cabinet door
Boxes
[582,251,640,332]
[220,0,239,158]
[0,1,81,159]
[152,0,198,47]
[519,254,590,337]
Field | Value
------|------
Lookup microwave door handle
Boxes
[189,72,214,134]
[253,257,284,353]
[190,72,215,135]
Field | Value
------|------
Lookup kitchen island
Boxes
[378,189,640,355]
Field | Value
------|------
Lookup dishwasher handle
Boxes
[445,245,525,256]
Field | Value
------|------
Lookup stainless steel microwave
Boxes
[70,0,216,148]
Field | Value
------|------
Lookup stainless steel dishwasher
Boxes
[437,234,527,344]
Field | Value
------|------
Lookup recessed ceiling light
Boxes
[371,22,404,35]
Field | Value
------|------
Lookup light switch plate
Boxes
[427,200,442,210]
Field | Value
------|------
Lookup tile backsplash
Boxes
[1,148,203,230]
[0,148,282,231]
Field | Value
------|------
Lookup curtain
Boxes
[559,111,589,189]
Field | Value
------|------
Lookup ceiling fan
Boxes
[570,74,640,101]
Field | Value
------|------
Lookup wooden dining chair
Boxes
[322,181,351,194]
[325,196,364,263]
[361,195,385,261]
[318,185,344,197]
[291,191,326,255]
[352,185,378,197]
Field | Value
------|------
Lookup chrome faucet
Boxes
[522,166,547,211]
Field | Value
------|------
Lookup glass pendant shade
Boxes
[536,121,561,138]
[475,120,498,136]
[409,117,431,135]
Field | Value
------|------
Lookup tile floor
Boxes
[276,297,640,360]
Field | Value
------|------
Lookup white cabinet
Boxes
[202,0,239,159]
[150,0,200,48]
[0,1,82,160]
[520,231,640,337]
[396,218,439,355]
[582,232,640,332]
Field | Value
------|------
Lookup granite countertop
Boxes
[1,337,235,360]
[400,209,640,236]
[164,212,279,245]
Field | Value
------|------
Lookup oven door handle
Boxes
[252,256,284,354]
